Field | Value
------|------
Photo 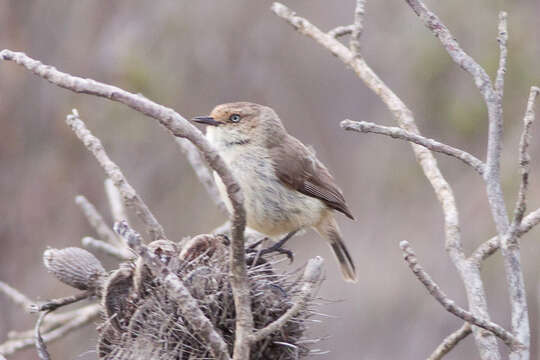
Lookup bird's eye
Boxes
[229,114,241,123]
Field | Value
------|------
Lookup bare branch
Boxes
[400,241,522,350]
[82,236,132,260]
[428,323,472,360]
[350,0,366,56]
[175,138,227,214]
[0,281,32,310]
[0,50,252,357]
[512,87,539,227]
[403,2,530,355]
[67,111,167,242]
[271,3,500,357]
[104,178,128,223]
[30,291,90,313]
[0,304,100,356]
[75,194,122,247]
[471,207,540,265]
[114,221,231,360]
[341,119,485,175]
[328,25,354,38]
[250,256,323,343]
[495,12,508,98]
[35,311,52,360]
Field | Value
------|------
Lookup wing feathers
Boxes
[270,135,354,220]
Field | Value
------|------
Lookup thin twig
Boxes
[403,2,529,356]
[82,236,132,260]
[428,323,472,360]
[250,256,323,343]
[271,3,500,357]
[35,311,52,360]
[350,0,366,56]
[75,195,122,247]
[471,207,540,265]
[0,304,100,356]
[175,138,227,214]
[328,25,354,38]
[29,291,90,312]
[0,281,33,310]
[104,178,129,224]
[67,110,167,242]
[495,12,508,99]
[114,221,231,360]
[512,87,539,228]
[0,50,252,358]
[399,241,522,351]
[341,119,485,175]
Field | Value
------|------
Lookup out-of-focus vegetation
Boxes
[1,1,539,359]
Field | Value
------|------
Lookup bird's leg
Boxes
[257,230,299,262]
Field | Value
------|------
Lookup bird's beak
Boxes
[192,116,222,126]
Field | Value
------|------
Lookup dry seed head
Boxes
[97,235,322,359]
[43,247,106,291]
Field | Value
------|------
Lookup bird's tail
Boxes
[315,214,357,283]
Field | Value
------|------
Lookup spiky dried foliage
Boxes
[96,234,321,360]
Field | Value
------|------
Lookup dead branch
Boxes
[428,323,472,360]
[399,241,522,350]
[0,304,100,356]
[75,195,123,247]
[0,281,33,311]
[403,2,529,355]
[250,256,323,343]
[67,110,167,242]
[271,3,500,357]
[350,0,366,56]
[341,120,485,175]
[82,236,132,260]
[104,178,129,224]
[0,50,252,358]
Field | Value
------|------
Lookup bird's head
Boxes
[192,102,285,148]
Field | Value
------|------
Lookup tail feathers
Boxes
[316,214,357,283]
[329,238,357,283]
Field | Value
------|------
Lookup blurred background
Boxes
[1,0,540,359]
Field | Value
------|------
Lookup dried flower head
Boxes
[43,247,106,291]
[97,235,323,359]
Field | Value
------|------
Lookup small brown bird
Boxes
[193,102,357,282]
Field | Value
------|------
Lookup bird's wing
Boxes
[269,136,355,220]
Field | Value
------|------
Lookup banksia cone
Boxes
[97,235,323,359]
[43,247,106,291]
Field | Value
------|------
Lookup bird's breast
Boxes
[213,146,326,237]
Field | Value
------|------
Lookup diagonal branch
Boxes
[328,25,354,38]
[250,256,323,343]
[511,87,539,228]
[400,241,522,351]
[0,304,100,356]
[67,110,167,242]
[403,2,529,356]
[82,236,132,260]
[471,207,540,265]
[0,50,252,358]
[0,281,33,311]
[341,119,485,175]
[75,194,123,247]
[104,178,129,224]
[428,323,472,360]
[271,3,500,358]
[175,138,227,214]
